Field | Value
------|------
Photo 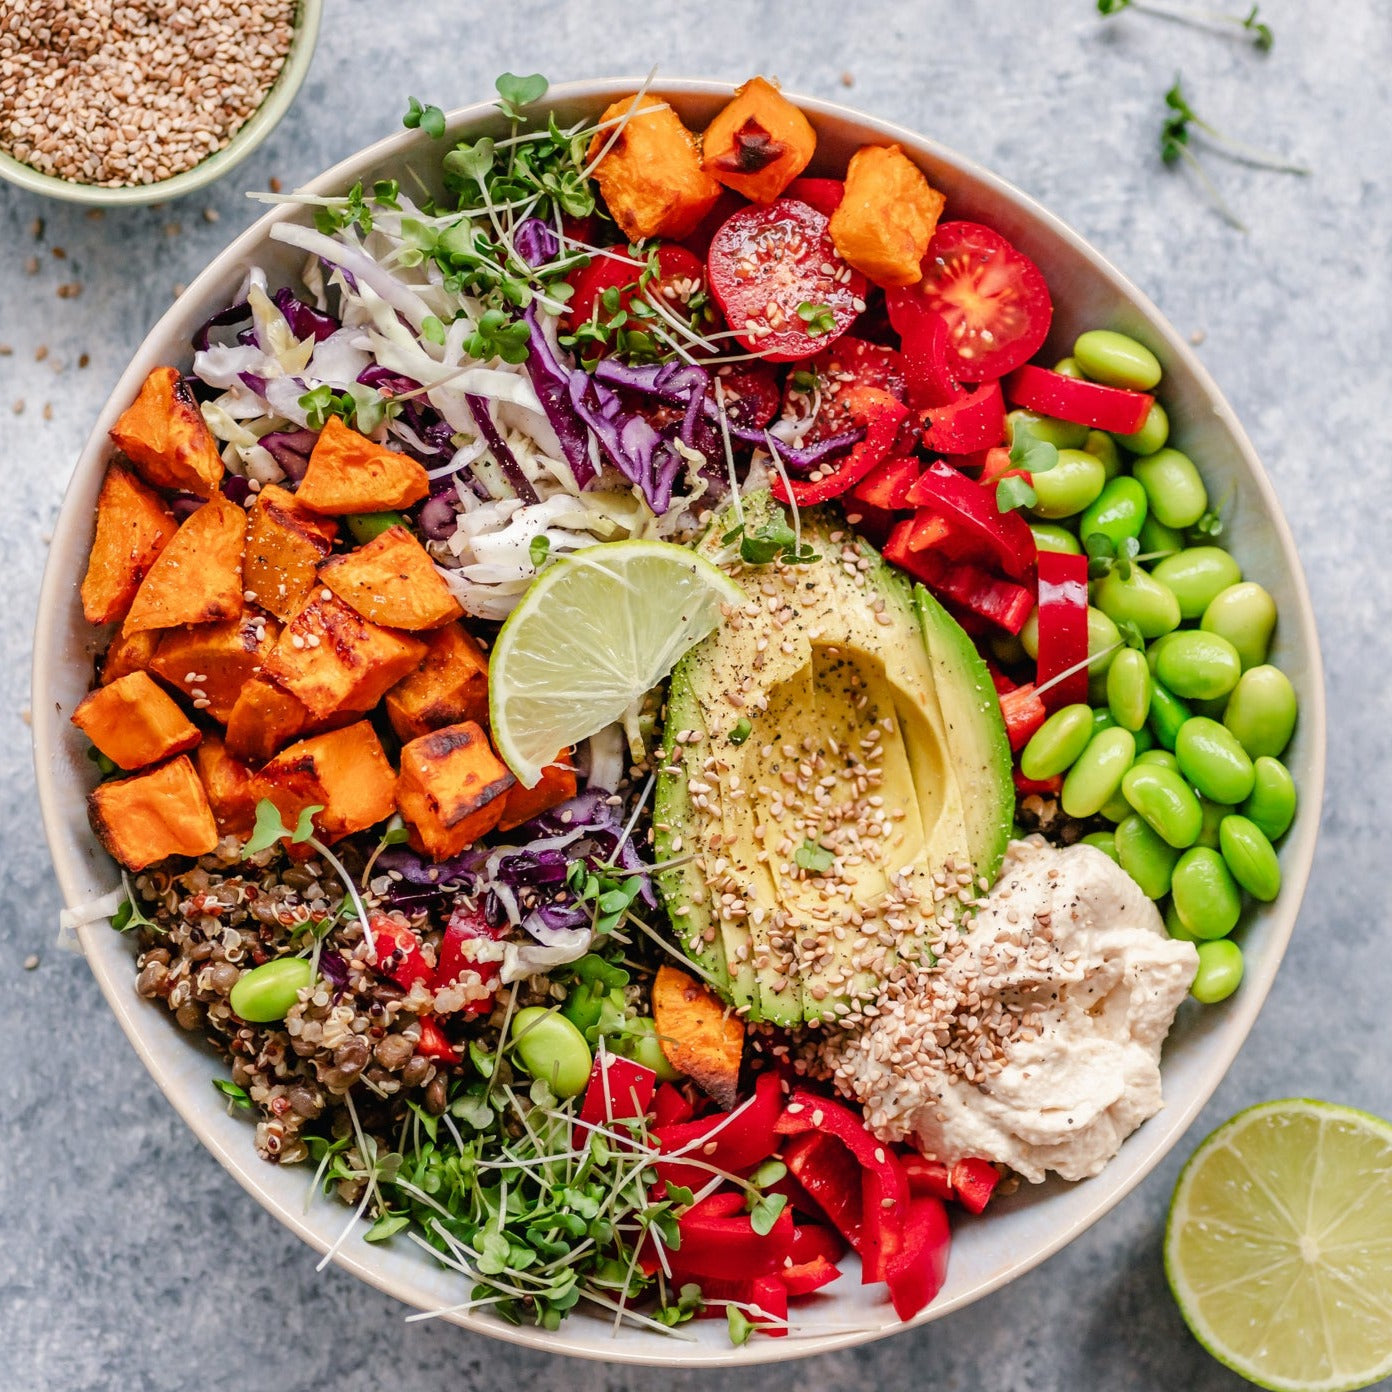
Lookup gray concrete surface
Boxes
[2,1,1388,1388]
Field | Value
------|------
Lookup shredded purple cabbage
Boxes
[725,422,867,476]
[221,475,254,506]
[272,287,340,343]
[418,486,460,540]
[514,218,560,269]
[260,428,318,482]
[193,300,253,353]
[466,394,540,504]
[521,307,599,488]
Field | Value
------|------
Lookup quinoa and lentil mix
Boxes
[0,0,297,187]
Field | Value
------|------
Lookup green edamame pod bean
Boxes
[1133,448,1208,529]
[1093,564,1181,638]
[1030,521,1083,555]
[1030,448,1107,519]
[1195,798,1234,850]
[1080,476,1148,549]
[1147,679,1192,751]
[1174,716,1255,804]
[1138,514,1184,560]
[616,1017,683,1082]
[229,956,313,1023]
[346,511,408,544]
[1008,408,1088,451]
[1241,757,1297,841]
[1099,787,1133,823]
[1136,748,1179,771]
[1151,547,1243,621]
[1219,815,1282,902]
[1088,606,1122,673]
[1115,813,1181,899]
[1073,329,1163,390]
[1116,401,1169,456]
[1053,356,1086,379]
[1019,608,1039,660]
[990,632,1029,667]
[1201,582,1277,670]
[1121,762,1203,848]
[510,1006,593,1098]
[1091,707,1116,735]
[1021,703,1095,781]
[1166,897,1199,942]
[1107,647,1151,731]
[1154,631,1242,702]
[1131,724,1155,754]
[1083,429,1122,480]
[1223,665,1297,759]
[1171,847,1242,940]
[1191,939,1244,1003]
[1082,830,1120,863]
[1063,728,1136,818]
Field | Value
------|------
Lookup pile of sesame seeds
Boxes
[0,0,297,187]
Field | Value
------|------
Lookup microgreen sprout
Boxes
[213,1078,255,1112]
[402,96,447,140]
[1098,0,1272,50]
[494,73,549,121]
[529,534,551,568]
[1085,531,1141,580]
[796,301,837,336]
[996,426,1058,512]
[85,745,119,778]
[298,382,401,435]
[110,872,161,934]
[794,840,835,874]
[728,717,753,745]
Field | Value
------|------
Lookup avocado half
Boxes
[653,493,1013,1026]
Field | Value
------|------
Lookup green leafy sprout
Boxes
[796,301,837,336]
[720,516,818,567]
[1085,531,1141,581]
[298,382,402,435]
[403,96,447,140]
[794,840,835,874]
[1098,0,1272,50]
[996,425,1059,513]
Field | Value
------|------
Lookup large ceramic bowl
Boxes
[32,79,1325,1365]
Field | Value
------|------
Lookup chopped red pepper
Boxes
[904,512,955,555]
[883,1197,951,1321]
[368,912,433,992]
[652,1082,696,1129]
[434,903,506,1014]
[841,499,894,547]
[689,1272,789,1335]
[1005,364,1153,435]
[885,292,962,409]
[779,1254,842,1297]
[578,1051,656,1128]
[882,536,1034,634]
[1014,768,1062,796]
[920,380,1007,455]
[850,454,920,511]
[977,444,1020,487]
[900,1153,955,1203]
[789,1222,848,1267]
[781,1131,864,1246]
[414,1015,460,1064]
[670,1189,794,1278]
[950,1157,1002,1214]
[770,386,910,507]
[653,1069,783,1191]
[998,682,1047,750]
[904,461,1036,580]
[1035,550,1090,710]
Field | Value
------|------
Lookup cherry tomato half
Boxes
[780,336,905,443]
[706,198,868,361]
[711,361,782,429]
[563,243,706,334]
[887,221,1052,383]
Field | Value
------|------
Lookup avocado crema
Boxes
[654,493,1014,1027]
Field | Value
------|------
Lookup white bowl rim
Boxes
[31,76,1327,1367]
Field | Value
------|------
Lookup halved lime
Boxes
[1166,1099,1392,1392]
[489,540,743,786]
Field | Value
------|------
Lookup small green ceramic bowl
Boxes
[0,0,322,207]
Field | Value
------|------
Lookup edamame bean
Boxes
[1201,582,1277,670]
[1171,847,1242,940]
[1063,727,1136,817]
[1088,606,1122,673]
[1053,356,1086,379]
[1080,476,1149,549]
[1073,329,1162,390]
[1021,703,1095,780]
[1092,707,1116,735]
[1136,748,1179,772]
[1151,547,1243,621]
[1093,564,1181,638]
[1031,448,1107,519]
[1138,514,1184,559]
[1223,665,1297,759]
[1107,647,1152,731]
[510,1006,593,1097]
[1020,608,1039,660]
[1030,521,1083,555]
[1082,830,1120,863]
[1219,815,1282,902]
[616,1017,683,1083]
[1241,756,1297,840]
[1008,408,1088,451]
[991,631,1029,667]
[229,956,313,1023]
[1195,798,1234,850]
[1166,898,1199,942]
[346,510,408,544]
[1133,448,1208,529]
[1174,716,1255,804]
[1122,762,1203,847]
[1147,679,1192,750]
[1154,631,1242,701]
[1083,429,1122,480]
[1115,813,1181,899]
[1132,723,1155,754]
[1100,787,1134,822]
[1191,939,1244,1003]
[1116,401,1169,456]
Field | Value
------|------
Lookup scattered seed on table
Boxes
[78,353,90,368]
[42,403,53,421]
[203,208,220,223]
[0,345,11,356]
[51,247,65,259]
[23,954,39,971]
[34,345,47,362]
[24,257,37,275]
[269,176,283,192]
[56,282,81,299]
[12,400,24,415]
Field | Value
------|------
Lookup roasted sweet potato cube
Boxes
[109,365,224,498]
[384,622,490,742]
[195,734,259,837]
[88,755,219,871]
[261,593,427,721]
[148,613,279,724]
[295,417,429,515]
[243,483,338,621]
[99,628,159,686]
[71,671,201,771]
[587,98,722,241]
[319,525,464,631]
[702,77,817,204]
[829,144,945,288]
[651,964,745,1109]
[396,721,515,860]
[81,464,179,625]
[122,494,246,635]
[224,674,312,765]
[496,752,577,831]
[253,721,397,844]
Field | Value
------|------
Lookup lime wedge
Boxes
[1166,1099,1392,1392]
[489,540,743,786]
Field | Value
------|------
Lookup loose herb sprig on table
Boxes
[1097,0,1273,50]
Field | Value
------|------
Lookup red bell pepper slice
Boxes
[434,903,506,1014]
[1005,364,1153,435]
[904,461,1036,580]
[884,1197,951,1321]
[688,1272,789,1335]
[368,913,432,992]
[885,292,962,409]
[781,1131,864,1247]
[771,387,910,508]
[950,1157,1002,1214]
[901,1153,955,1203]
[998,682,1047,751]
[921,381,1007,455]
[850,454,920,511]
[883,536,1034,634]
[977,445,1021,487]
[670,1190,794,1278]
[779,1254,841,1296]
[415,1015,460,1064]
[841,499,895,547]
[578,1051,657,1128]
[1035,550,1090,710]
[653,1069,782,1190]
[652,1082,695,1129]
[789,1222,848,1267]
[1014,768,1063,797]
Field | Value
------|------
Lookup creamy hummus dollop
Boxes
[821,837,1199,1183]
